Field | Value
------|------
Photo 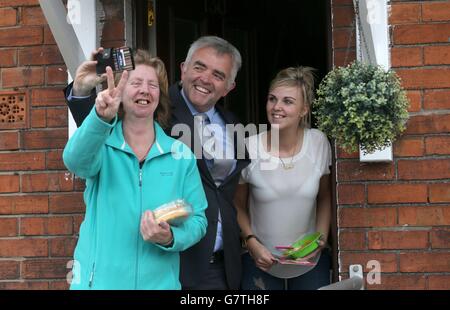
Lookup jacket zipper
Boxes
[88,262,95,288]
[88,200,99,289]
[135,167,143,289]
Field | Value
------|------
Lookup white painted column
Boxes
[40,0,97,138]
[67,0,97,138]
[355,0,393,162]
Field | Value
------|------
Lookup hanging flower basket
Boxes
[313,61,409,154]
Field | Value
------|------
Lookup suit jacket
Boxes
[64,82,250,289]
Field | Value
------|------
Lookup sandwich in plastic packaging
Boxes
[153,199,192,226]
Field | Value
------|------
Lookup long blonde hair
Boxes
[269,66,316,128]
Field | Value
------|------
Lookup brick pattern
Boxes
[334,0,450,290]
[332,1,355,67]
[0,1,122,289]
[99,0,125,48]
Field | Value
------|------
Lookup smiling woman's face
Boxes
[122,64,160,120]
[266,85,307,131]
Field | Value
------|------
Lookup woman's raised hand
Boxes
[95,66,128,123]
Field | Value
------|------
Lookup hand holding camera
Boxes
[73,47,135,97]
[73,48,107,96]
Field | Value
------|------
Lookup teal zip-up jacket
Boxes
[63,107,207,290]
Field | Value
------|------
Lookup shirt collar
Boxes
[180,88,216,121]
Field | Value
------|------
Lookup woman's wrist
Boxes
[243,234,260,249]
[159,230,174,247]
[241,233,259,249]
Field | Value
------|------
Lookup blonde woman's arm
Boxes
[234,183,277,271]
[316,174,331,244]
[234,183,252,239]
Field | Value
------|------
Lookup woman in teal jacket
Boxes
[63,50,207,289]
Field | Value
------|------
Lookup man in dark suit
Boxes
[65,36,249,289]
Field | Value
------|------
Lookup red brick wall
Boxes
[333,0,450,290]
[99,0,125,48]
[0,0,124,289]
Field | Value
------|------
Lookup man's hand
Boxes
[140,210,173,246]
[95,66,128,122]
[73,48,107,96]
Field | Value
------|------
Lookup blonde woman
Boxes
[234,67,332,290]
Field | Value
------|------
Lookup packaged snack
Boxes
[153,199,192,226]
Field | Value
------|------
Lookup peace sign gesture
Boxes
[95,66,129,123]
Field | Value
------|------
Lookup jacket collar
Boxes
[105,119,174,160]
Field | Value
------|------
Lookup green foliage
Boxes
[313,61,409,154]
